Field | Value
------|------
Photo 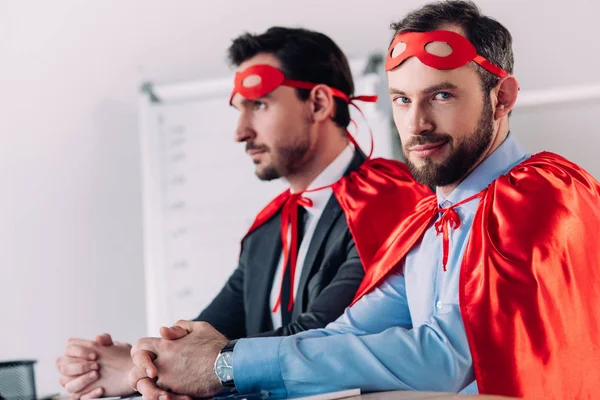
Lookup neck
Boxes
[437,120,510,198]
[287,126,349,193]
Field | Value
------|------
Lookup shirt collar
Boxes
[291,144,355,214]
[437,133,529,211]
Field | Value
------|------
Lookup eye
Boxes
[434,92,453,100]
[253,100,266,110]
[394,96,411,105]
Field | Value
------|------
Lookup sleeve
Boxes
[232,272,473,399]
[250,236,364,338]
[194,262,246,340]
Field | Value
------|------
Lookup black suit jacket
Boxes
[195,150,366,339]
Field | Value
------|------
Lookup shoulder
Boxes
[478,152,600,259]
[488,151,599,207]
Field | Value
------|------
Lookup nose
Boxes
[234,111,256,143]
[405,104,435,137]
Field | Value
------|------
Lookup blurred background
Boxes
[1,0,599,395]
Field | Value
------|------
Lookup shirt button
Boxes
[436,301,443,309]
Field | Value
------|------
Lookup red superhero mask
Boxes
[385,30,509,78]
[229,64,377,105]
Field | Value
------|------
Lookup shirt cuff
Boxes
[232,336,287,398]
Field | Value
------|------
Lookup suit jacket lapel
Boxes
[246,211,283,332]
[294,149,366,314]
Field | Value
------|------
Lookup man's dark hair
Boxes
[228,27,354,129]
[390,0,514,93]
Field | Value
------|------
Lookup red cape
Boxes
[244,157,433,271]
[352,152,600,399]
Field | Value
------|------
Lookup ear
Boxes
[309,84,336,123]
[492,75,519,119]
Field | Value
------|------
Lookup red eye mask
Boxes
[229,64,377,105]
[385,30,509,78]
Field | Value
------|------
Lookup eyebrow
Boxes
[231,93,273,110]
[388,81,459,97]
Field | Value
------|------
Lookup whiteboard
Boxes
[139,55,397,335]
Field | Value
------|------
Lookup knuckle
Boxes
[161,339,175,352]
[132,338,144,351]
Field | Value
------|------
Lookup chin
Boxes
[255,165,281,181]
[413,152,449,166]
[409,156,433,169]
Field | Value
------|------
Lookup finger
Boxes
[160,325,188,340]
[114,340,132,349]
[66,338,95,347]
[64,371,99,394]
[131,349,158,379]
[136,378,169,400]
[169,394,192,400]
[65,345,97,361]
[59,374,73,388]
[136,378,190,400]
[131,337,160,356]
[94,333,113,346]
[57,356,98,369]
[79,387,104,400]
[172,319,193,332]
[59,360,99,376]
[128,365,149,391]
[131,338,160,374]
[66,338,97,356]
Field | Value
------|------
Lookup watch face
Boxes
[216,352,234,382]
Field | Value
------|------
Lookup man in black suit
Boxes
[56,27,430,398]
[198,146,367,339]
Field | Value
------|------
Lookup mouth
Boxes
[247,149,267,161]
[247,148,266,155]
[408,141,448,158]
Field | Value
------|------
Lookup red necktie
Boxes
[273,194,313,313]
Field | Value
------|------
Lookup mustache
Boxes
[404,133,452,149]
[245,142,269,152]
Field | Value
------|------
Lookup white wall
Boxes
[0,0,598,395]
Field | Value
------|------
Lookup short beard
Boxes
[255,140,311,181]
[254,119,312,181]
[403,95,494,187]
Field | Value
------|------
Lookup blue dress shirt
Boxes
[232,135,528,399]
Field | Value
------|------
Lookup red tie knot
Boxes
[289,193,313,209]
[435,207,462,235]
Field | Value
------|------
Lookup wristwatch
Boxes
[214,339,237,387]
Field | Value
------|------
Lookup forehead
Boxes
[386,56,481,94]
[238,53,282,72]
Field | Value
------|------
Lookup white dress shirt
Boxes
[269,144,355,329]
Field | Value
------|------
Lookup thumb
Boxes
[160,325,189,340]
[95,333,114,346]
